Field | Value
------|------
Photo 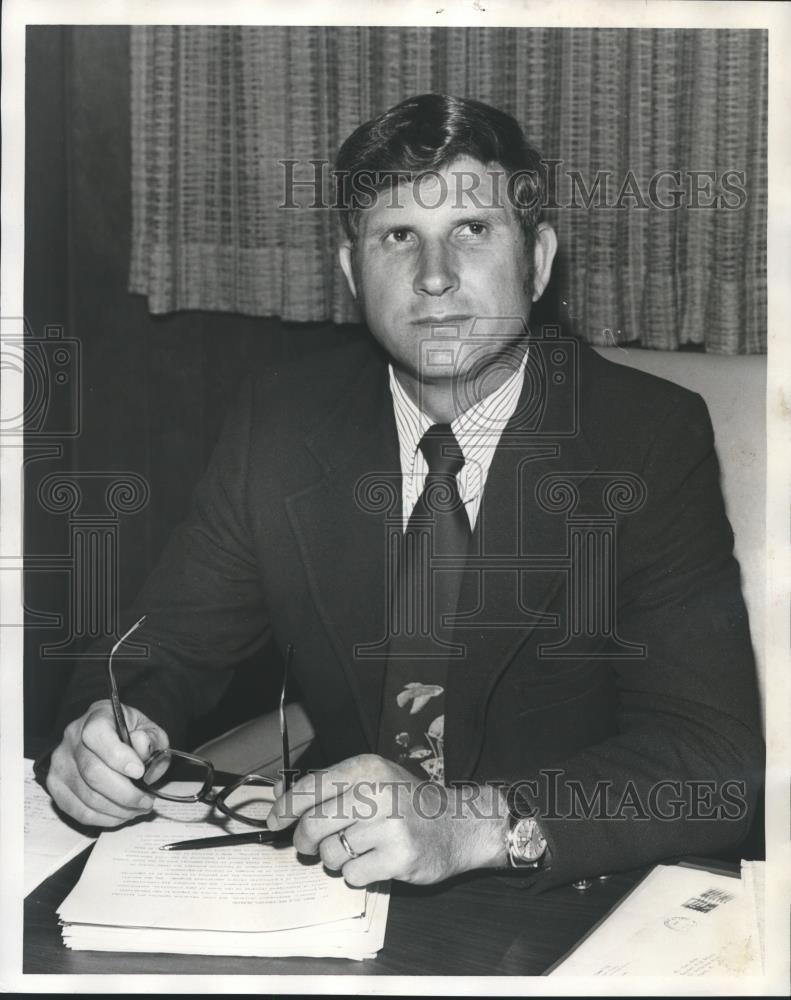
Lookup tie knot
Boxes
[419,424,465,478]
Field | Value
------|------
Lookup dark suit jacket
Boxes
[58,333,764,890]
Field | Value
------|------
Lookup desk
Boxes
[24,847,643,976]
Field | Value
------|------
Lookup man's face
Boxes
[339,156,556,399]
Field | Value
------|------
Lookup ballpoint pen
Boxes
[160,828,292,851]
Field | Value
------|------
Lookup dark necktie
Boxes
[376,425,472,781]
[409,424,470,560]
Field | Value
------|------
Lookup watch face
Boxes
[513,817,547,863]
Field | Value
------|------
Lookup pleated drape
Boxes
[129,27,766,353]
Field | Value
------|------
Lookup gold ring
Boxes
[338,829,359,859]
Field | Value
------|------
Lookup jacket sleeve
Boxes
[508,391,765,891]
[51,375,271,750]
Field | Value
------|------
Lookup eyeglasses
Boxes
[107,617,295,828]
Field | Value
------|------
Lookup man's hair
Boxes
[334,93,545,247]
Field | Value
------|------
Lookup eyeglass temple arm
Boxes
[107,616,147,747]
[279,644,294,788]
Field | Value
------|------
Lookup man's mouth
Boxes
[411,314,472,326]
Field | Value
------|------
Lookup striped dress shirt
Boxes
[387,349,529,531]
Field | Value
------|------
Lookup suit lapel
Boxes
[445,336,599,778]
[285,353,400,749]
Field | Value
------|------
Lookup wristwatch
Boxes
[506,813,549,869]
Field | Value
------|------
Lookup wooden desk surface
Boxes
[24,846,642,976]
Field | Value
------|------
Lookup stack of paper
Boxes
[24,758,96,896]
[57,782,389,960]
[549,862,763,977]
[740,859,766,972]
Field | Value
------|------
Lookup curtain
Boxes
[129,27,767,354]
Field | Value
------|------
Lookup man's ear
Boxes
[338,241,358,300]
[531,222,558,302]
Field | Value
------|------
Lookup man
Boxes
[43,95,763,891]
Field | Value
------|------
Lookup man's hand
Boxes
[46,699,169,827]
[266,754,509,886]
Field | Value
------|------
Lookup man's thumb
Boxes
[129,728,153,762]
[128,723,168,762]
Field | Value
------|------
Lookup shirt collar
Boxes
[387,347,529,480]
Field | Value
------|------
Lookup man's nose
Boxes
[413,241,459,297]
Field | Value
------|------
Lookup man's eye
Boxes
[384,229,414,244]
[459,222,487,237]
